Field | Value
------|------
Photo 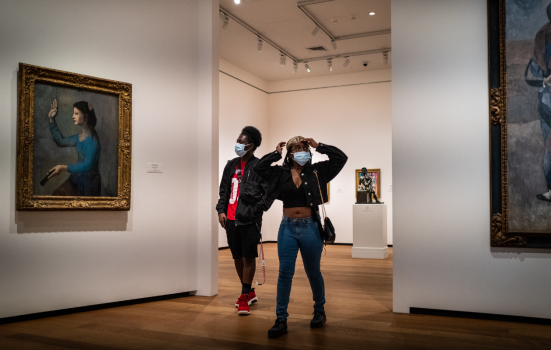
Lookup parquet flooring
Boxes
[0,245,550,349]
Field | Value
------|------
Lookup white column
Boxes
[196,0,219,296]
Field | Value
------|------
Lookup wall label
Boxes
[147,163,163,173]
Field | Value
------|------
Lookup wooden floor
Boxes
[1,245,550,349]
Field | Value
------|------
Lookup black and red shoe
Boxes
[237,294,250,315]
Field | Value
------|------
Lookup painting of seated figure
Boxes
[17,63,132,210]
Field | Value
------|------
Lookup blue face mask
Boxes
[235,143,250,157]
[293,151,311,166]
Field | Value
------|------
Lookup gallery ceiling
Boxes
[218,0,391,82]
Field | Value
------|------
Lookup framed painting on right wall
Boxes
[488,0,551,247]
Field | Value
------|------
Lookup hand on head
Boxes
[302,138,319,149]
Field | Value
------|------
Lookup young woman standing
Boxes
[254,136,347,338]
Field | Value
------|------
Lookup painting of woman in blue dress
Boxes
[46,99,101,196]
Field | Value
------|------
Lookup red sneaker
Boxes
[235,288,258,307]
[247,288,258,305]
[237,294,250,315]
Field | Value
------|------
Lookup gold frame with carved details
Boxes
[16,63,132,210]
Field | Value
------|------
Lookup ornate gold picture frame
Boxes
[488,0,551,247]
[17,63,132,210]
[355,169,380,199]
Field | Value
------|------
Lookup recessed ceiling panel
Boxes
[218,0,391,81]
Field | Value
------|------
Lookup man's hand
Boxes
[218,213,227,229]
[276,141,286,154]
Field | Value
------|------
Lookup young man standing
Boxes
[216,126,270,316]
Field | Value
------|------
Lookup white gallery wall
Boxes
[218,58,269,247]
[0,0,219,319]
[218,64,393,245]
[392,0,551,318]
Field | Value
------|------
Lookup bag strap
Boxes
[255,229,266,285]
[313,170,327,220]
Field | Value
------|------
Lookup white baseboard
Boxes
[352,246,389,259]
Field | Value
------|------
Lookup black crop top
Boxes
[280,177,308,208]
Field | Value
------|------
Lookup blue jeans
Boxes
[276,215,325,319]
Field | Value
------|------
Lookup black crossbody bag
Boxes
[313,170,335,244]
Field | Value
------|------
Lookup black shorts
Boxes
[225,220,260,259]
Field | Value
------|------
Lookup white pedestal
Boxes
[352,204,389,259]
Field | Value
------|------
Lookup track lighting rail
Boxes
[297,0,335,40]
[295,48,390,64]
[219,6,299,62]
[297,0,391,43]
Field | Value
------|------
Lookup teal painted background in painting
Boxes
[33,82,119,197]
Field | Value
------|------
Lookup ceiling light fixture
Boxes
[280,53,286,66]
[305,62,311,72]
[222,16,229,31]
[234,0,241,4]
[369,12,376,15]
[331,41,337,50]
[343,57,350,67]
[312,26,320,36]
[327,58,332,72]
[293,62,298,74]
[257,38,263,52]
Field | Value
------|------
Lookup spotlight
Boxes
[369,12,375,15]
[235,0,241,4]
[305,62,311,72]
[280,53,286,66]
[331,41,337,50]
[383,51,389,64]
[343,57,350,67]
[222,16,229,31]
[312,26,320,36]
[327,58,332,72]
[293,62,298,73]
[257,38,263,52]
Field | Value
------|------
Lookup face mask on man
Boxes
[293,151,311,166]
[235,143,250,157]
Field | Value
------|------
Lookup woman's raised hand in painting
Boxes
[48,99,58,122]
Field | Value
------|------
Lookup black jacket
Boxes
[215,156,272,226]
[254,143,347,233]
